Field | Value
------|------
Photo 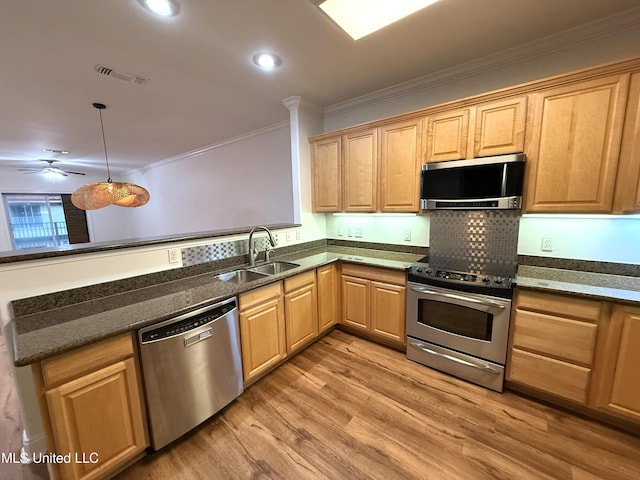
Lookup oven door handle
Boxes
[409,285,507,310]
[408,339,501,375]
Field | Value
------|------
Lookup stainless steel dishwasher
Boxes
[138,296,243,450]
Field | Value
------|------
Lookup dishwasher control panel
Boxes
[140,299,236,343]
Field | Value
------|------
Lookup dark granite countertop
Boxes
[10,245,421,367]
[516,265,640,303]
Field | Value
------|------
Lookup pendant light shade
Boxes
[71,103,150,210]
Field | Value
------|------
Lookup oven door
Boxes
[406,282,511,365]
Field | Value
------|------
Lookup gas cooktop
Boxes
[407,257,515,298]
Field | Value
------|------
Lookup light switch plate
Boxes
[541,236,554,252]
[168,248,181,264]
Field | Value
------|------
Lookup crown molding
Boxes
[130,120,290,175]
[325,6,640,116]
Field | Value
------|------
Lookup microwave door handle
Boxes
[408,339,501,375]
[410,285,506,311]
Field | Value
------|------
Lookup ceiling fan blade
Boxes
[19,170,41,174]
[61,170,86,176]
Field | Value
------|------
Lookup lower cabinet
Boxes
[590,303,640,422]
[238,282,286,383]
[284,270,318,354]
[317,263,339,333]
[507,289,604,403]
[341,263,406,347]
[507,288,640,427]
[32,333,148,480]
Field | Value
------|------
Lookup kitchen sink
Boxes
[215,269,268,284]
[248,261,300,275]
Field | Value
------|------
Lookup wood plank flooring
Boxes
[117,330,640,480]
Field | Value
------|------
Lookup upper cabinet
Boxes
[311,136,342,212]
[613,73,640,213]
[343,129,378,212]
[424,108,470,162]
[309,119,421,213]
[423,97,527,163]
[524,74,630,213]
[310,58,640,216]
[379,118,422,212]
[474,96,527,158]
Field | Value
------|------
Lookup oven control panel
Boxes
[408,263,514,290]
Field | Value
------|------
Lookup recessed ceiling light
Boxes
[319,0,440,40]
[252,53,282,71]
[138,0,179,17]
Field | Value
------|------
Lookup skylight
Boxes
[319,0,440,40]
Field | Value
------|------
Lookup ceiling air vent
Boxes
[94,64,149,85]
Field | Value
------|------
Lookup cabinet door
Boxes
[370,281,406,345]
[341,275,370,331]
[317,264,339,333]
[524,74,629,212]
[613,73,640,213]
[473,96,527,157]
[46,358,147,480]
[379,119,421,212]
[239,295,286,382]
[311,136,342,212]
[284,282,318,354]
[343,129,377,211]
[591,304,640,422]
[424,109,469,163]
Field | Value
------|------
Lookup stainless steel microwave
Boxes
[420,153,526,210]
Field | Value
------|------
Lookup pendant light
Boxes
[71,103,150,210]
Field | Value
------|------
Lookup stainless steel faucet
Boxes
[248,226,277,266]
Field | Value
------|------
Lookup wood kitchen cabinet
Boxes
[341,264,406,347]
[239,282,286,383]
[590,303,640,423]
[283,270,318,354]
[311,135,342,212]
[317,263,339,333]
[32,333,148,480]
[424,108,470,162]
[343,129,378,211]
[613,72,640,213]
[507,289,606,403]
[379,119,422,212]
[423,97,527,163]
[524,74,629,213]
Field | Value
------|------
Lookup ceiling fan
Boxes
[18,159,86,180]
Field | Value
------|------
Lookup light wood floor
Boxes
[116,330,640,480]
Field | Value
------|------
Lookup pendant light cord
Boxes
[95,104,112,182]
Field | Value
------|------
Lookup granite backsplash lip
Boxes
[10,245,422,367]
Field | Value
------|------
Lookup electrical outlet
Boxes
[296,230,301,240]
[338,226,345,236]
[404,229,412,242]
[168,248,180,264]
[541,236,554,252]
[286,231,293,242]
[354,227,363,238]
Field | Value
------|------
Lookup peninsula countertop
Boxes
[10,246,421,367]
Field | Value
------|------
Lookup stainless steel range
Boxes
[406,261,514,392]
[406,209,521,392]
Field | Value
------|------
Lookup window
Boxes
[3,193,89,250]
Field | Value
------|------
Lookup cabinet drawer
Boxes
[239,282,282,311]
[341,263,405,285]
[40,333,135,388]
[516,289,602,322]
[509,348,591,403]
[512,310,598,365]
[284,270,315,293]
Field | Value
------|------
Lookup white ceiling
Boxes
[1,0,639,176]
